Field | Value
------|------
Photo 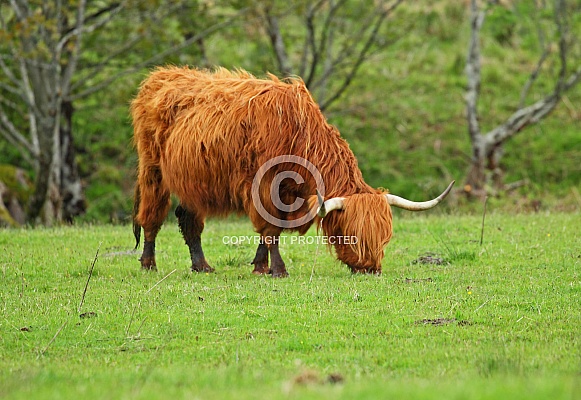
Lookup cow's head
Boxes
[317,181,455,274]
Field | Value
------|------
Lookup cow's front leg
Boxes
[175,205,214,273]
[268,236,288,278]
[251,242,270,275]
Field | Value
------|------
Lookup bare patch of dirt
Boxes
[293,370,321,385]
[326,373,345,384]
[413,252,446,265]
[415,318,472,326]
[79,312,97,319]
[291,370,345,386]
[404,277,433,283]
[416,318,456,326]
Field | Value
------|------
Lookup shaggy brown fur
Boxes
[321,194,392,274]
[132,66,393,275]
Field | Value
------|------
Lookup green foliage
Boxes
[326,1,581,207]
[0,205,17,227]
[409,2,466,42]
[486,5,518,45]
[1,213,580,398]
[0,165,32,204]
[1,1,580,221]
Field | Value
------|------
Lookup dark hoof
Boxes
[271,269,289,278]
[251,262,270,275]
[140,257,157,271]
[349,265,381,275]
[191,262,215,273]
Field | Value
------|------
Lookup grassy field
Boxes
[1,212,580,399]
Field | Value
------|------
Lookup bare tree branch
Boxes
[0,108,35,161]
[486,72,581,149]
[0,80,21,97]
[9,0,27,22]
[0,93,20,112]
[518,8,549,109]
[318,0,404,111]
[485,95,558,146]
[69,2,187,93]
[316,6,335,102]
[554,0,568,96]
[299,0,326,78]
[465,0,486,145]
[69,8,248,101]
[484,0,580,148]
[14,54,42,156]
[304,0,346,88]
[57,1,125,54]
[60,0,88,97]
[70,2,122,32]
[518,48,550,109]
[564,66,581,91]
[264,6,292,76]
[0,55,21,88]
[317,0,395,78]
[258,0,402,110]
[17,58,40,121]
[69,35,143,93]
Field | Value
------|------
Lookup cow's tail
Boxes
[132,182,142,250]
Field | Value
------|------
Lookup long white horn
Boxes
[385,181,455,211]
[316,189,345,217]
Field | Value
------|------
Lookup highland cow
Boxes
[132,66,454,277]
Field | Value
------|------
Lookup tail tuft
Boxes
[133,182,142,250]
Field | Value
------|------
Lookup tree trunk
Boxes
[29,101,86,224]
[464,135,487,197]
[465,137,505,198]
[26,117,56,223]
[463,0,581,198]
[60,101,86,222]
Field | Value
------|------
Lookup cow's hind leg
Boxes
[175,205,214,273]
[136,168,171,271]
[251,242,269,275]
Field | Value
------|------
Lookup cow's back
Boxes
[132,66,324,217]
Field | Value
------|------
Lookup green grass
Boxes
[1,212,580,399]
